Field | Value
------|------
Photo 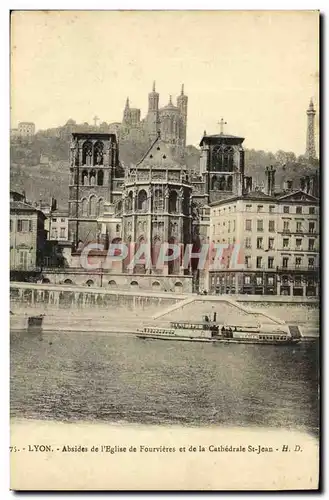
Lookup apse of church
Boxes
[121,135,192,275]
[68,132,122,246]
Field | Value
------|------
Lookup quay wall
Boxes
[10,282,181,316]
[10,283,319,331]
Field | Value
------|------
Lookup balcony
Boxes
[276,265,318,272]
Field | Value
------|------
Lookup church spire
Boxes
[125,97,130,109]
[181,83,184,95]
[152,81,156,92]
[169,94,173,105]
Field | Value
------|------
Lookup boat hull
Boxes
[136,334,301,345]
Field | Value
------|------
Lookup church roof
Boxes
[136,133,181,168]
[160,103,179,112]
[199,133,245,146]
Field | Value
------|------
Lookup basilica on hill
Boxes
[108,82,188,161]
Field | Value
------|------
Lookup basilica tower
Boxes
[176,84,188,148]
[145,81,160,139]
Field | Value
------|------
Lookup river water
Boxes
[10,330,319,435]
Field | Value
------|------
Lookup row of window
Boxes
[52,218,67,223]
[244,237,316,251]
[245,219,316,233]
[211,274,316,287]
[212,206,316,216]
[51,228,67,239]
[282,238,316,251]
[10,219,33,232]
[244,255,316,269]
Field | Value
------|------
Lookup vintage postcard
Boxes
[10,10,320,491]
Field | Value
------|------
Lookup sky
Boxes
[11,10,319,155]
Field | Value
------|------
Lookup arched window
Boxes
[152,281,161,290]
[137,189,148,211]
[212,145,234,172]
[108,280,117,288]
[116,201,122,215]
[211,176,217,190]
[82,170,89,186]
[97,170,104,186]
[89,169,96,186]
[126,191,133,212]
[169,190,178,213]
[152,236,162,268]
[153,188,164,212]
[97,198,104,216]
[116,224,120,233]
[93,141,104,165]
[130,281,139,287]
[82,140,93,166]
[81,198,88,216]
[227,176,233,191]
[86,279,94,287]
[174,282,183,293]
[89,196,97,217]
[64,279,73,285]
[219,177,226,191]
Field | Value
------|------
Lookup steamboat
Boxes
[136,313,301,345]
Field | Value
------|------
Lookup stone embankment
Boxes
[10,282,319,337]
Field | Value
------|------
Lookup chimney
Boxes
[268,165,276,196]
[245,176,252,193]
[313,171,319,197]
[309,176,315,196]
[265,167,271,195]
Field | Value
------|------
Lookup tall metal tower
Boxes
[306,99,317,160]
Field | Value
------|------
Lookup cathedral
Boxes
[109,82,188,160]
[67,121,247,292]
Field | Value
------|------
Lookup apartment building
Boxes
[209,187,319,296]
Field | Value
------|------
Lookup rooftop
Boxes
[10,201,46,217]
[199,133,245,146]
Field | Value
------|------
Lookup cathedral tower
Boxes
[306,98,317,160]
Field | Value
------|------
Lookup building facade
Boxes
[209,170,319,296]
[49,211,69,241]
[10,191,46,272]
[18,122,35,138]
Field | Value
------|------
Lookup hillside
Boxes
[10,127,319,208]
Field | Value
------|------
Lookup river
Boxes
[10,330,319,435]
